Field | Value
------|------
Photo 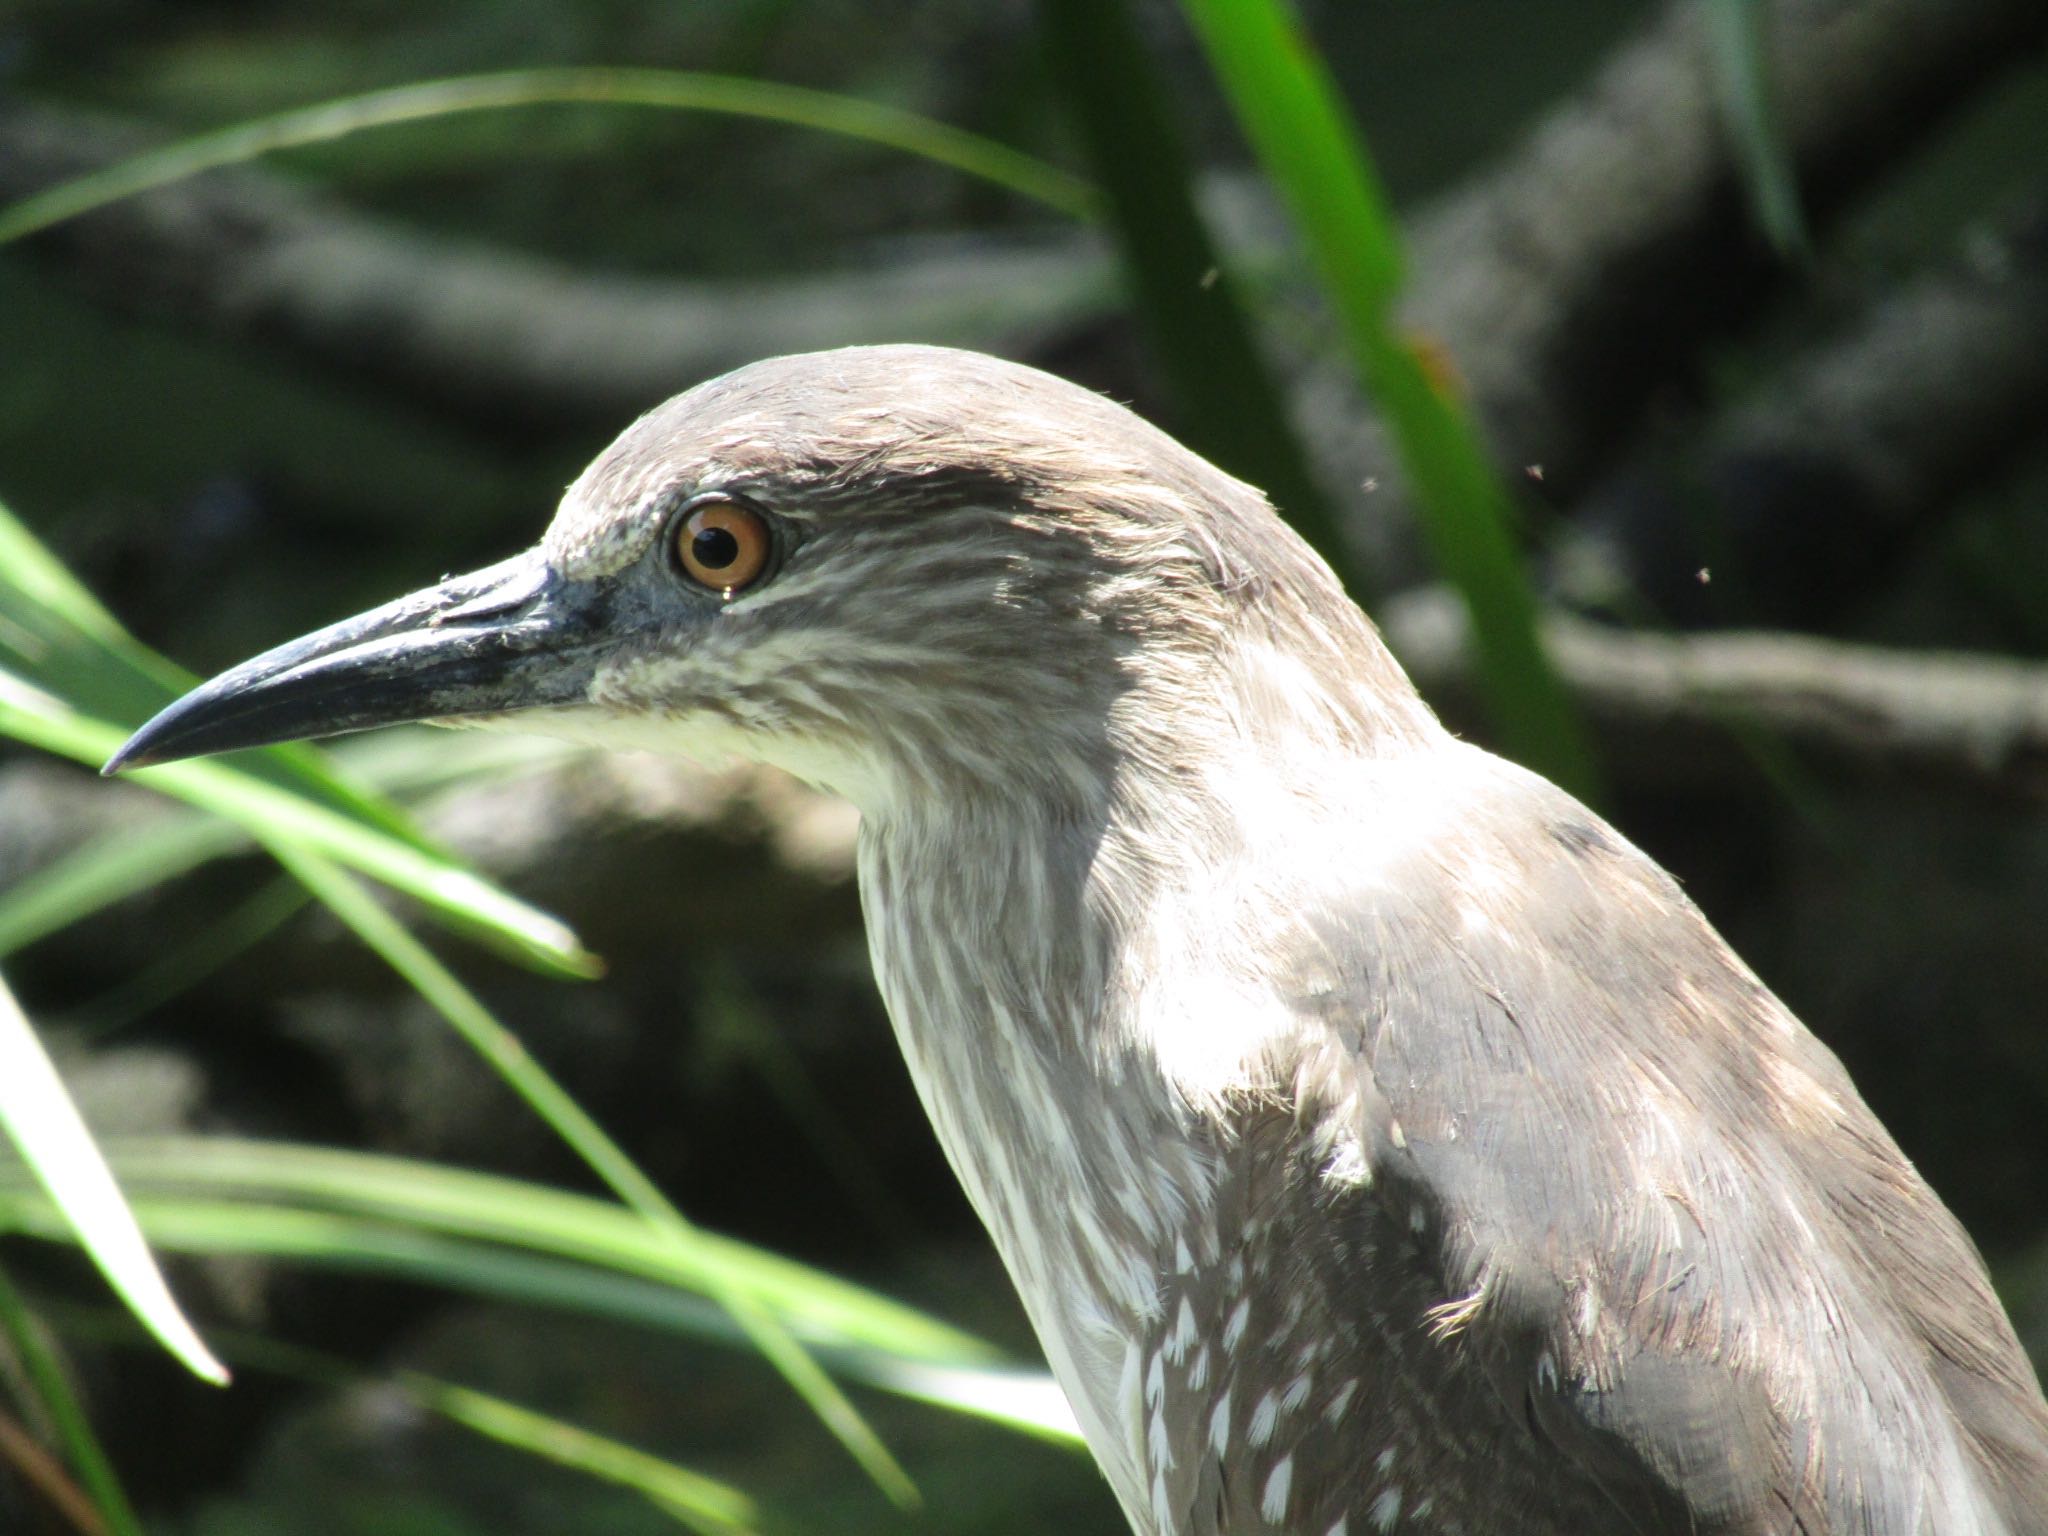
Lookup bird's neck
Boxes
[857,787,1213,1435]
[854,627,1443,1346]
[856,615,1442,1095]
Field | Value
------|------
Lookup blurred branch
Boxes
[1384,587,2048,802]
[1559,192,2048,627]
[0,100,1117,430]
[5,0,2040,479]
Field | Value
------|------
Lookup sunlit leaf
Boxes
[0,974,226,1387]
[0,67,1098,247]
[0,811,245,959]
[266,850,920,1505]
[1172,0,1600,800]
[0,669,597,978]
[0,1137,1082,1443]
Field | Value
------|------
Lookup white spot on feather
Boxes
[1222,1296,1251,1352]
[1326,1378,1358,1423]
[1209,1391,1233,1456]
[1164,1295,1198,1365]
[1261,1456,1294,1522]
[1369,1486,1403,1529]
[1248,1389,1280,1448]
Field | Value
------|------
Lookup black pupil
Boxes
[691,523,740,570]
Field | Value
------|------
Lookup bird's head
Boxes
[109,346,1425,815]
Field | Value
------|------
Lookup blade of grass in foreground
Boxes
[0,811,246,960]
[111,1140,992,1359]
[0,669,596,979]
[0,973,226,1389]
[0,67,1097,247]
[0,499,594,979]
[267,848,921,1506]
[0,501,428,849]
[32,1306,764,1536]
[420,1375,761,1535]
[0,1139,1081,1442]
[1036,0,1341,567]
[1174,0,1599,801]
[1702,0,1808,258]
[0,1264,143,1536]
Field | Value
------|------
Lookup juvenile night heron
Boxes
[111,346,2048,1533]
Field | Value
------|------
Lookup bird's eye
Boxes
[670,495,774,596]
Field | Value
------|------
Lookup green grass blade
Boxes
[0,1140,1082,1442]
[0,500,433,850]
[1035,0,1341,567]
[0,67,1097,247]
[265,850,920,1506]
[83,1141,994,1364]
[25,1307,766,1536]
[62,879,309,1034]
[1173,0,1599,799]
[0,503,592,974]
[220,1330,763,1535]
[0,668,597,978]
[0,1263,144,1536]
[412,1376,762,1534]
[1703,0,1808,258]
[0,973,226,1387]
[0,513,135,657]
[0,811,246,959]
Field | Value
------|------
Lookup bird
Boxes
[110,345,2048,1534]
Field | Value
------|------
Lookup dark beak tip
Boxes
[94,550,574,776]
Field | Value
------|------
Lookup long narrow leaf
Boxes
[0,67,1097,246]
[0,1142,1082,1442]
[25,1309,767,1535]
[102,1139,993,1362]
[0,812,246,959]
[267,850,920,1505]
[65,880,310,1035]
[0,1264,143,1536]
[0,669,596,978]
[1036,0,1340,564]
[1703,0,1808,257]
[0,500,432,849]
[0,975,225,1387]
[417,1376,761,1534]
[1174,0,1599,799]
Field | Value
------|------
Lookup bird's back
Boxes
[1116,743,2048,1533]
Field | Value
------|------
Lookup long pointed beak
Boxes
[105,550,604,773]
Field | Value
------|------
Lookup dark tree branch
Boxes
[7,0,2041,494]
[0,101,1120,430]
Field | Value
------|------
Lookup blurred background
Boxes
[2,0,2047,1531]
